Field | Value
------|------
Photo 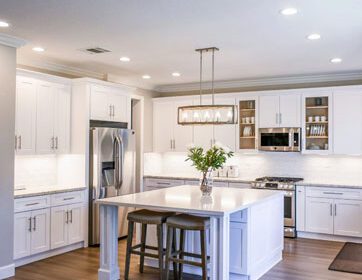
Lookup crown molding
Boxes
[0,33,27,48]
[155,71,362,93]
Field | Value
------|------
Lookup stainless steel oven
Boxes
[259,127,301,152]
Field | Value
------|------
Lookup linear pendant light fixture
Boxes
[177,47,236,125]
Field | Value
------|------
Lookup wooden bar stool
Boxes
[124,209,177,280]
[165,214,210,280]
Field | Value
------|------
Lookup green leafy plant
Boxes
[186,145,233,186]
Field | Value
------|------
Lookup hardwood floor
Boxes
[10,238,362,280]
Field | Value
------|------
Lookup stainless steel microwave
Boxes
[259,128,301,152]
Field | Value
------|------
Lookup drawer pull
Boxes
[28,217,32,232]
[156,182,171,185]
[63,197,75,201]
[323,192,343,195]
[25,202,40,206]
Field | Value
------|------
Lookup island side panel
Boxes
[98,204,120,280]
[248,194,284,280]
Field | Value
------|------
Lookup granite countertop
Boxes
[97,185,283,215]
[144,174,362,189]
[14,185,87,198]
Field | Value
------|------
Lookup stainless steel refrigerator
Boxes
[89,121,135,245]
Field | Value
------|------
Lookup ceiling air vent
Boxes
[80,47,111,54]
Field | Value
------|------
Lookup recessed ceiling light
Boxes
[120,57,130,62]
[280,8,298,16]
[172,72,181,77]
[32,47,45,52]
[307,33,321,40]
[330,57,342,64]
[0,21,9,28]
[142,75,151,79]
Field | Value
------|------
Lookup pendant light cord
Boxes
[212,48,215,105]
[199,50,203,105]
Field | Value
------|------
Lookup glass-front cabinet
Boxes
[237,97,258,151]
[302,91,332,153]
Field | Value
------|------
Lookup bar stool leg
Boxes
[178,229,185,280]
[124,221,134,280]
[200,229,207,280]
[172,228,178,279]
[165,226,173,280]
[139,223,147,273]
[157,224,165,280]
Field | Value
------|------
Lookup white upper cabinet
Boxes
[36,82,56,153]
[259,94,301,128]
[16,74,71,155]
[90,85,130,123]
[153,98,193,152]
[213,96,236,151]
[279,94,301,127]
[333,88,362,155]
[259,95,280,128]
[15,77,37,155]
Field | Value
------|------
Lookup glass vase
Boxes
[199,169,213,196]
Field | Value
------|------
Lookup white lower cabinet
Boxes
[14,208,50,259]
[303,187,362,237]
[51,203,84,249]
[14,191,86,263]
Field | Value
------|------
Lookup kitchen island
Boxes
[96,185,284,280]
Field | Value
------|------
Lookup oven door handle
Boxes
[289,129,294,148]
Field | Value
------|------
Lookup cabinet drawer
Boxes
[184,180,199,186]
[15,196,50,213]
[230,209,248,223]
[306,187,362,200]
[144,178,184,188]
[51,191,85,206]
[229,182,251,189]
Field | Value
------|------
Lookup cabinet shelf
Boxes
[240,136,255,139]
[306,122,328,124]
[306,106,328,109]
[306,136,328,139]
[239,108,255,112]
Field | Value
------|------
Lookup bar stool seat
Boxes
[127,209,175,225]
[165,214,210,280]
[124,209,177,280]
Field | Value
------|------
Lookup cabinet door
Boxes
[213,96,236,151]
[110,92,129,123]
[193,96,214,149]
[279,94,301,127]
[36,82,55,153]
[14,212,32,259]
[173,99,193,152]
[68,203,84,244]
[15,78,37,154]
[54,86,71,153]
[333,92,362,155]
[90,86,111,121]
[153,101,173,152]
[305,197,334,234]
[334,199,362,237]
[296,186,306,232]
[229,222,248,274]
[31,208,50,255]
[51,205,68,249]
[259,95,279,128]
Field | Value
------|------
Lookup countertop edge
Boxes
[14,186,87,199]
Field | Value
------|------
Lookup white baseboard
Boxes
[15,242,84,267]
[0,263,15,279]
[297,232,362,243]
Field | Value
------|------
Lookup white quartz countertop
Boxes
[96,185,283,216]
[144,174,362,189]
[14,185,87,198]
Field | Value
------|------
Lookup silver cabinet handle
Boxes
[51,137,55,149]
[33,217,36,231]
[330,204,333,216]
[70,210,73,223]
[279,113,282,124]
[173,139,176,150]
[323,192,343,195]
[18,135,22,150]
[55,136,58,150]
[170,139,173,150]
[109,105,112,117]
[334,204,337,216]
[15,135,18,150]
[63,197,75,201]
[112,105,115,117]
[25,202,39,207]
[65,211,69,224]
[28,217,32,232]
[156,182,171,185]
[276,113,279,124]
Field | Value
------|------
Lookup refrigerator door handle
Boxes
[114,135,124,190]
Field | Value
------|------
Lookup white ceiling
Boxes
[1,0,362,91]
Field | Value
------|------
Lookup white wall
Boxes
[144,152,362,185]
[0,44,16,274]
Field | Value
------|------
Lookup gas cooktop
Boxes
[255,176,304,183]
